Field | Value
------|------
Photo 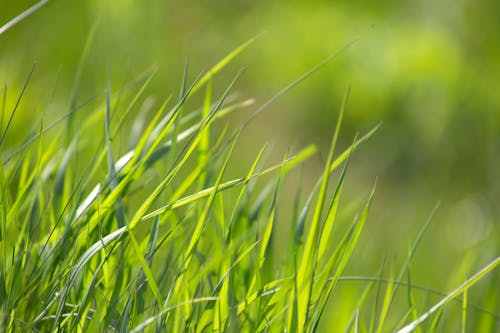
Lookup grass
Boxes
[1,13,499,331]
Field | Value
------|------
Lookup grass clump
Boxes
[0,37,380,332]
[0,27,499,332]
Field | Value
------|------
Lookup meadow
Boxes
[1,1,499,332]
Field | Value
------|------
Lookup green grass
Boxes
[1,14,499,331]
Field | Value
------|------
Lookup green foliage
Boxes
[0,5,499,331]
[0,37,379,331]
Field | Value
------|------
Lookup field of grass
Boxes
[1,2,499,332]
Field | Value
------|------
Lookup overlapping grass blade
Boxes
[0,34,404,332]
[375,267,395,333]
[142,145,316,221]
[295,86,352,332]
[311,182,376,332]
[105,73,126,227]
[50,226,127,331]
[397,256,500,333]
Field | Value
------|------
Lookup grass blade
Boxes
[0,0,48,35]
[0,64,36,148]
[397,256,500,333]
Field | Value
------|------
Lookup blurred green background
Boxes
[1,0,499,327]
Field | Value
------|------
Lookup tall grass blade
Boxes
[245,39,357,125]
[190,35,261,95]
[66,22,98,145]
[105,72,126,227]
[461,288,468,333]
[0,64,36,148]
[375,267,395,333]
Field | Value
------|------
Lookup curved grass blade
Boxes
[130,297,218,333]
[390,203,440,308]
[50,226,127,331]
[0,0,48,35]
[141,145,316,221]
[335,276,500,321]
[397,256,500,333]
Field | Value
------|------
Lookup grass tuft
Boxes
[1,36,498,332]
